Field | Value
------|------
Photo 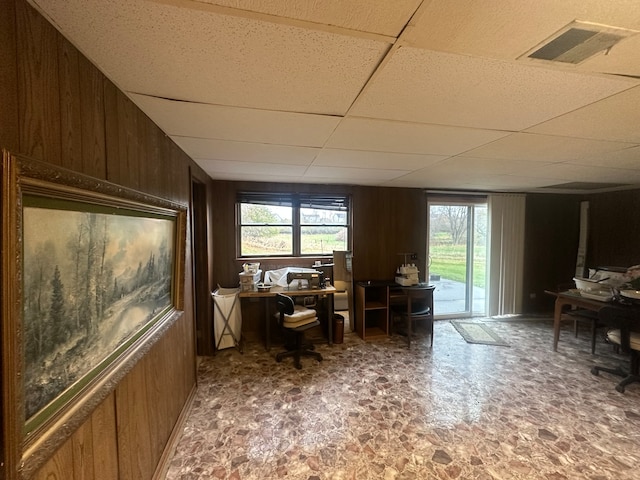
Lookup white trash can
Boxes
[212,287,242,351]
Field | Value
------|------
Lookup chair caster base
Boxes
[591,365,639,393]
[276,349,322,369]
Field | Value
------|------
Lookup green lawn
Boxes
[241,232,347,256]
[429,244,486,288]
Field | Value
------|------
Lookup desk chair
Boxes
[591,329,640,393]
[275,293,322,369]
[590,306,640,393]
[390,285,435,349]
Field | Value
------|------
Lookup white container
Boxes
[243,262,260,274]
[239,269,262,284]
[212,288,242,350]
[573,277,613,295]
[395,276,419,286]
[240,282,257,292]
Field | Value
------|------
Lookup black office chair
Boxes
[274,293,323,369]
[590,306,640,393]
[390,285,435,348]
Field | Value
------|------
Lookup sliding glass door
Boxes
[428,201,487,318]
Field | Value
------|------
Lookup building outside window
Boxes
[237,193,350,257]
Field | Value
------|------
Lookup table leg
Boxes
[265,296,271,351]
[553,298,564,351]
[328,293,334,346]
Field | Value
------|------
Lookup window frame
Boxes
[236,192,351,258]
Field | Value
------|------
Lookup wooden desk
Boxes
[240,286,335,350]
[551,291,640,352]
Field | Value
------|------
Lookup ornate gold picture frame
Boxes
[1,151,187,478]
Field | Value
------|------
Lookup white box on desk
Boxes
[240,282,257,292]
[239,270,262,284]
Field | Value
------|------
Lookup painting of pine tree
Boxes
[23,201,175,420]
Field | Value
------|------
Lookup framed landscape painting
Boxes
[1,151,186,476]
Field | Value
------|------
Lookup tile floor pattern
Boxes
[165,318,640,479]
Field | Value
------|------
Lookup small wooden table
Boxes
[551,290,640,352]
[240,285,336,350]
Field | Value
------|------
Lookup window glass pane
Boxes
[300,207,347,225]
[240,203,291,225]
[301,226,348,255]
[240,226,293,256]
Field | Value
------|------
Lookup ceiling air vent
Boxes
[522,21,638,65]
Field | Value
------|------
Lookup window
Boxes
[238,192,350,257]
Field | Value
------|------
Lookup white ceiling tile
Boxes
[462,132,635,162]
[404,0,640,68]
[192,0,422,37]
[382,166,473,188]
[383,174,463,189]
[196,158,308,177]
[433,156,555,176]
[36,0,390,115]
[301,176,380,186]
[520,162,640,183]
[570,146,640,169]
[525,86,640,143]
[463,175,562,190]
[131,95,340,146]
[29,0,640,192]
[314,149,447,170]
[206,172,313,184]
[384,160,557,190]
[350,47,635,130]
[575,35,640,77]
[172,136,319,165]
[326,118,510,155]
[304,166,409,182]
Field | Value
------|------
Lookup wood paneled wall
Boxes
[587,188,640,268]
[521,194,582,313]
[351,186,427,282]
[0,0,19,153]
[2,1,201,478]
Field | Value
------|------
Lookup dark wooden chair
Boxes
[390,285,435,348]
[557,283,605,354]
[274,293,322,369]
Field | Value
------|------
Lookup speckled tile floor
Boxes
[164,317,640,479]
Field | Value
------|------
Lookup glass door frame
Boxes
[427,196,488,320]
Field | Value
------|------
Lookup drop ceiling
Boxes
[29,0,640,193]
